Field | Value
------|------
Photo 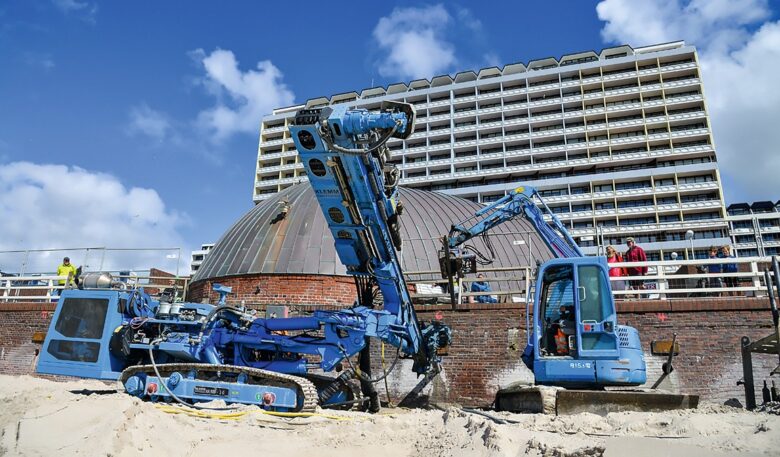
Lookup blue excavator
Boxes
[37,101,695,414]
[440,185,697,413]
[36,101,450,412]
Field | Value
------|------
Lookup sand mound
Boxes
[0,375,778,456]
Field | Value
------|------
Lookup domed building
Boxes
[188,183,552,308]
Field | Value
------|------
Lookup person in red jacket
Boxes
[624,237,648,292]
[605,245,626,291]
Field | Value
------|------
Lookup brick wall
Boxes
[0,303,55,375]
[188,274,356,309]
[2,293,776,408]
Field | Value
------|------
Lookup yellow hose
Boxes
[154,404,354,421]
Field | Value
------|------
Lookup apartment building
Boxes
[727,201,780,257]
[253,41,729,259]
[190,243,214,273]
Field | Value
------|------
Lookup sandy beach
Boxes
[0,375,778,456]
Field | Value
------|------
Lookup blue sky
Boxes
[1,0,779,273]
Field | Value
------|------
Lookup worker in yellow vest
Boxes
[55,257,78,295]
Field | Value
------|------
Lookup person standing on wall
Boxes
[606,245,626,292]
[706,246,723,296]
[624,237,648,295]
[55,256,78,296]
[720,245,738,296]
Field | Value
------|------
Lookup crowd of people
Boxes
[606,239,740,297]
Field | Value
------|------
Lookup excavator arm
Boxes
[439,185,583,291]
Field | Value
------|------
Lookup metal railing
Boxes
[0,273,191,303]
[407,256,779,304]
[2,257,776,305]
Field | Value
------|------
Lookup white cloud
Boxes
[0,162,190,273]
[192,49,295,143]
[597,0,780,203]
[51,0,97,23]
[24,53,55,72]
[373,4,456,81]
[126,104,172,141]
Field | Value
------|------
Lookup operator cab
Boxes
[530,257,633,387]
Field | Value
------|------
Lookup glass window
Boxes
[541,265,574,322]
[55,298,109,339]
[577,266,610,323]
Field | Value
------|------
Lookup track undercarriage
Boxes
[119,363,365,412]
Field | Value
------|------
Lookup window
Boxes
[55,298,109,339]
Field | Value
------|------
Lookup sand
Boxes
[0,375,778,457]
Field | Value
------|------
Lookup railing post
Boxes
[751,260,762,295]
[657,264,667,300]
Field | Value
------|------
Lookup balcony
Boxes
[680,199,721,210]
[660,61,697,72]
[604,86,640,97]
[608,118,644,128]
[532,128,565,138]
[610,134,646,145]
[502,86,527,96]
[668,110,706,122]
[663,77,700,89]
[261,137,290,147]
[428,98,451,107]
[615,187,654,197]
[584,91,604,100]
[638,66,659,76]
[671,127,709,138]
[607,101,642,113]
[665,94,703,105]
[262,125,286,134]
[603,70,637,81]
[677,183,719,197]
[617,205,655,215]
[529,97,562,108]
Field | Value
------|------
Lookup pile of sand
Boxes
[1,375,778,456]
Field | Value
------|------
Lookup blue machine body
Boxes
[444,186,646,388]
[37,102,450,410]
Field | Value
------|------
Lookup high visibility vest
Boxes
[555,328,568,355]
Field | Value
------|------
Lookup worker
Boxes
[555,305,575,355]
[55,257,78,295]
[470,273,497,303]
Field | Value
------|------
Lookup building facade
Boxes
[190,243,214,273]
[253,41,729,260]
[727,201,780,257]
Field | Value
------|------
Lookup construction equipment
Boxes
[440,186,698,414]
[36,101,450,412]
[738,255,780,410]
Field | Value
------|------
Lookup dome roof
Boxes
[192,184,553,282]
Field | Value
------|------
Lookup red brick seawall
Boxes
[2,281,775,407]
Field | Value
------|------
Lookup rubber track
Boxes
[118,363,319,412]
[305,373,363,411]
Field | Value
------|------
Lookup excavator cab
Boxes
[527,257,645,387]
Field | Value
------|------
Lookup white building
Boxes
[190,243,214,273]
[727,201,780,258]
[253,41,729,260]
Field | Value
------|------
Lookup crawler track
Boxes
[118,363,319,412]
